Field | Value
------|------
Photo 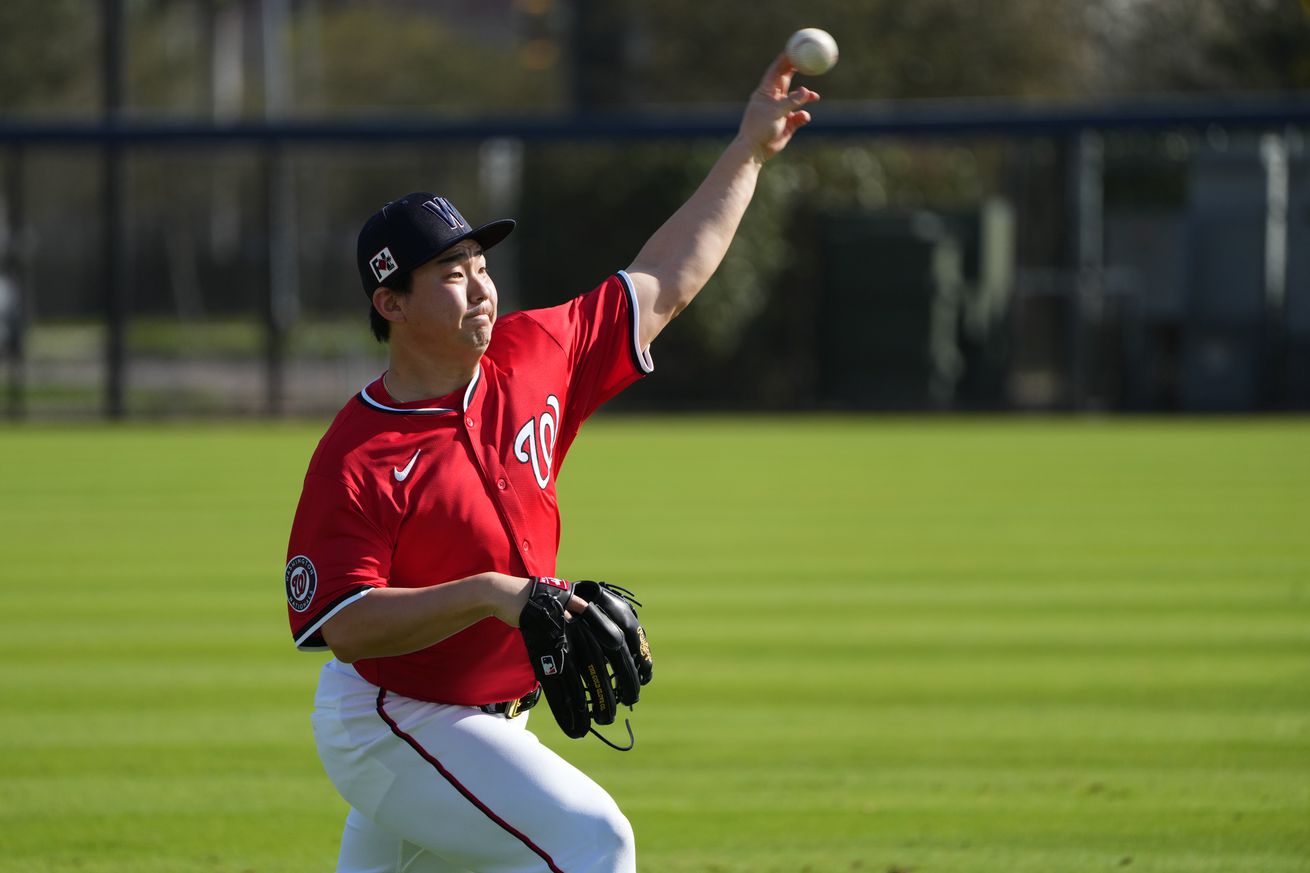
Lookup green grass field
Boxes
[1,417,1307,872]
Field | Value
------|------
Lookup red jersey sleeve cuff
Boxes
[616,270,655,375]
[291,586,374,651]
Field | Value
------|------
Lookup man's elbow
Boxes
[321,614,368,664]
[324,637,363,664]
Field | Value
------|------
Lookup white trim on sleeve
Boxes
[616,270,655,374]
[294,587,374,651]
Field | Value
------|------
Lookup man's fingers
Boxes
[743,54,819,161]
[788,86,820,108]
[759,52,795,94]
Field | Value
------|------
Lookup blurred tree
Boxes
[520,0,1103,407]
[1110,0,1310,92]
[293,3,562,114]
[8,0,1305,117]
[4,0,1304,411]
[0,0,98,112]
[631,0,1097,102]
[567,0,640,108]
[128,0,210,113]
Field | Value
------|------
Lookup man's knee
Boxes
[599,807,635,864]
[564,802,635,873]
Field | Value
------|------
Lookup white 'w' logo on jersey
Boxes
[514,395,560,489]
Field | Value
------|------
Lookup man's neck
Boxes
[384,345,481,403]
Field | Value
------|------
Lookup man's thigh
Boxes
[322,690,634,873]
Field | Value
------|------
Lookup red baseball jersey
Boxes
[284,272,652,705]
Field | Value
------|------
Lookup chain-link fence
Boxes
[3,0,1309,419]
[2,110,1307,419]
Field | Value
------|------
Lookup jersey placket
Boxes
[460,366,552,578]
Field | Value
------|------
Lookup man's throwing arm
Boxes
[625,52,820,349]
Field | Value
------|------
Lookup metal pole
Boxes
[263,147,297,415]
[1065,129,1104,411]
[3,149,25,419]
[1261,131,1289,407]
[102,0,127,419]
[262,0,296,416]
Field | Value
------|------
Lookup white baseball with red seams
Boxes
[785,28,839,76]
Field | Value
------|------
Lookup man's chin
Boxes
[470,324,493,351]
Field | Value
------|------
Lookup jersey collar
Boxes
[358,364,483,415]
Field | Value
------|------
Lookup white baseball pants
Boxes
[311,659,636,873]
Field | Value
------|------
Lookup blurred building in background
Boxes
[0,0,1308,418]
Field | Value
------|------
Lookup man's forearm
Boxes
[625,54,817,348]
[321,572,527,663]
[628,139,763,334]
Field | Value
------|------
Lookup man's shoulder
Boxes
[488,307,566,360]
[305,388,402,480]
[489,275,627,358]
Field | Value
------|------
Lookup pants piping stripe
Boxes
[375,688,567,873]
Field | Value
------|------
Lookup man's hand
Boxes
[737,53,821,164]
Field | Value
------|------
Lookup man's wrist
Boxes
[726,135,769,168]
[486,573,532,626]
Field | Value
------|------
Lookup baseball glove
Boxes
[518,576,653,750]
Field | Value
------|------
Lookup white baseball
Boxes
[786,28,839,77]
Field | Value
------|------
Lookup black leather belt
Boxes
[478,685,542,719]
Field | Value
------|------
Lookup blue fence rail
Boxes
[3,94,1310,145]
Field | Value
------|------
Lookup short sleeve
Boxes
[525,271,654,427]
[284,471,392,650]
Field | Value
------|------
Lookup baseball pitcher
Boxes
[284,53,819,873]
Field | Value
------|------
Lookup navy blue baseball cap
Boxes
[356,193,515,295]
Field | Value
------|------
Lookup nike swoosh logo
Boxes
[393,450,421,482]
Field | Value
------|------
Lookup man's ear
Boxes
[372,286,405,325]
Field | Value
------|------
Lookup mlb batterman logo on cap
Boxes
[356,193,516,295]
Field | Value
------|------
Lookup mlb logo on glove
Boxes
[540,655,559,676]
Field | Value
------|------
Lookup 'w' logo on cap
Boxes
[421,197,467,230]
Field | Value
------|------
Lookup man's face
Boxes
[399,240,497,355]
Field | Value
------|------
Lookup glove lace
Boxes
[599,581,643,609]
[589,718,635,752]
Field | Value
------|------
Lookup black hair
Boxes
[369,271,412,342]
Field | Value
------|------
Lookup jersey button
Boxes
[521,538,531,551]
[497,477,508,491]
[465,417,476,428]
